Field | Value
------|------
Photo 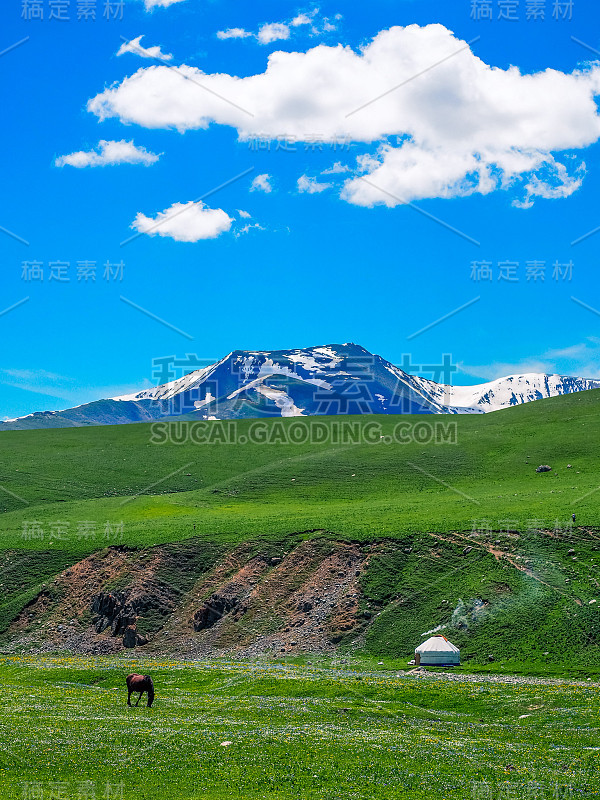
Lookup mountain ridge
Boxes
[3,342,599,431]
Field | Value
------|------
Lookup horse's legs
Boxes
[135,692,142,707]
[127,689,132,706]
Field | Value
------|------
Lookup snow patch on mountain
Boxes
[287,352,341,372]
[111,346,600,418]
[254,358,333,389]
[194,391,216,410]
[255,385,305,416]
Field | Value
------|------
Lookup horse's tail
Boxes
[145,676,154,707]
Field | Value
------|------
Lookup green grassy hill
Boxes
[0,390,599,668]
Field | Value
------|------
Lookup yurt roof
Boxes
[416,635,460,653]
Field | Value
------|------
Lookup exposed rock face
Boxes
[182,540,370,656]
[91,592,137,636]
[2,538,373,656]
[193,594,241,631]
[1,528,597,661]
[3,540,220,654]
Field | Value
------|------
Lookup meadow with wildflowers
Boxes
[0,655,598,800]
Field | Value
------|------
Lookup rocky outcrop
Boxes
[2,529,597,663]
[1,538,373,656]
[91,592,137,636]
[192,592,245,631]
[179,540,370,657]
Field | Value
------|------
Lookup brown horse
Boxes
[126,674,154,707]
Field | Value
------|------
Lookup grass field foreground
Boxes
[0,657,598,799]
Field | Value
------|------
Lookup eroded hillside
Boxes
[3,527,600,666]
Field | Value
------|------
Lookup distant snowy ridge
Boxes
[2,343,600,431]
[416,373,600,413]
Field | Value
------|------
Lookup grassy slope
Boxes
[356,536,600,668]
[0,390,599,667]
[0,388,597,552]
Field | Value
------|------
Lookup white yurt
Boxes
[415,634,460,666]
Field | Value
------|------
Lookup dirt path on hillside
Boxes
[424,530,584,605]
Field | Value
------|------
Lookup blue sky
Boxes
[1,0,600,418]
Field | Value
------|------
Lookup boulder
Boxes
[536,465,552,473]
[122,626,137,648]
[123,626,147,648]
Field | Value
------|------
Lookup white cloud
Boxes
[232,210,263,236]
[291,12,316,27]
[322,161,351,175]
[257,22,290,45]
[297,174,331,193]
[88,24,600,205]
[515,161,586,208]
[250,174,273,193]
[3,368,66,384]
[55,140,160,168]
[144,0,187,10]
[0,369,156,408]
[218,9,336,46]
[235,222,265,237]
[117,35,172,61]
[217,28,253,40]
[131,201,233,242]
[461,339,600,382]
[321,18,338,33]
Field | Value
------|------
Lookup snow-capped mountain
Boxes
[424,373,600,413]
[111,343,452,418]
[2,343,599,430]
